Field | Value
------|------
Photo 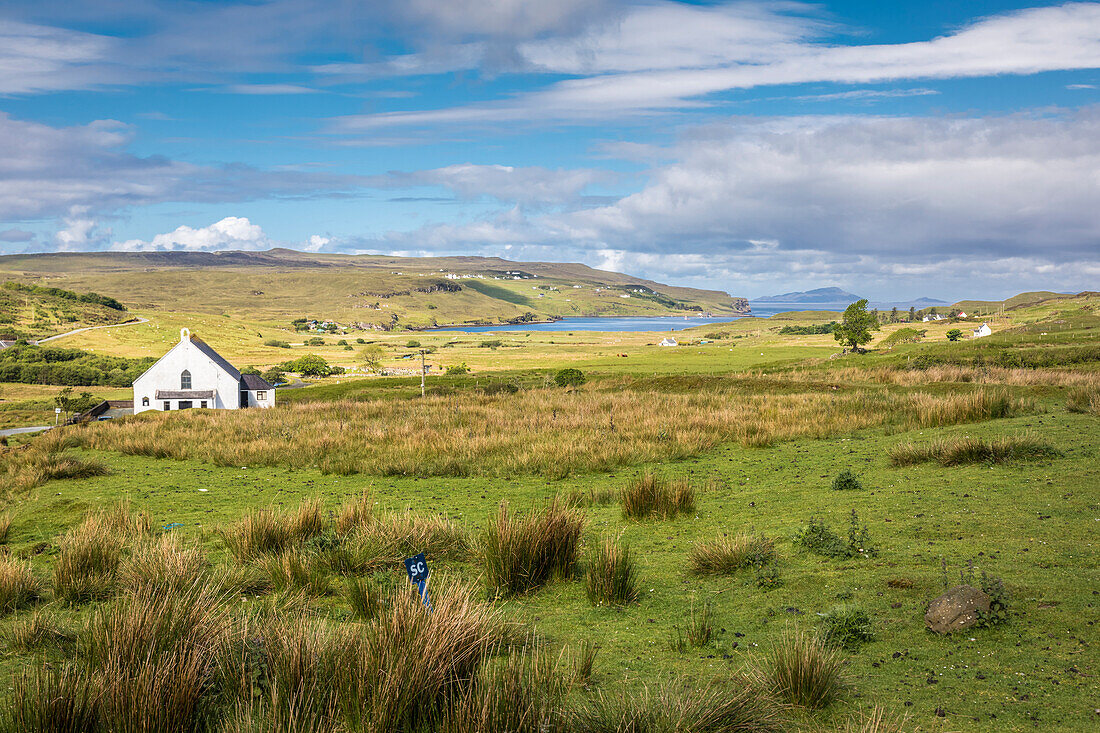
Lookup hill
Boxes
[754,286,861,303]
[0,281,131,341]
[952,290,1075,313]
[0,249,748,330]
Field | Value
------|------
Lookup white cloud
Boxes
[222,84,319,95]
[383,163,608,205]
[335,2,1100,129]
[113,217,267,252]
[54,206,106,250]
[305,234,330,252]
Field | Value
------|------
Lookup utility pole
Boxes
[420,350,426,398]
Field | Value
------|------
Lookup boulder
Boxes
[925,585,991,634]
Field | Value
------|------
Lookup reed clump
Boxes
[759,626,845,709]
[689,534,776,575]
[621,473,695,519]
[585,536,638,607]
[889,433,1060,466]
[1066,386,1100,415]
[53,522,124,604]
[218,499,327,562]
[0,557,45,615]
[482,500,584,598]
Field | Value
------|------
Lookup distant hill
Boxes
[908,297,948,305]
[952,291,1074,313]
[754,287,861,303]
[0,249,749,330]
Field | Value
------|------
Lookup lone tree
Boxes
[946,328,963,342]
[834,299,879,352]
[359,344,386,373]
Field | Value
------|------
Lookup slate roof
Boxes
[189,336,241,380]
[155,389,215,400]
[241,374,274,391]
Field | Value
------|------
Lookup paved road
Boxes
[0,425,52,438]
[35,317,149,344]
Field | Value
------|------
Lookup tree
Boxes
[889,306,898,323]
[261,368,285,384]
[285,354,332,377]
[946,329,963,342]
[908,306,916,323]
[833,300,879,352]
[359,344,386,373]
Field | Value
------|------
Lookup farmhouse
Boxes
[133,328,274,414]
[658,337,678,347]
[972,322,992,338]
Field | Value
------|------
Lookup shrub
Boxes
[820,606,875,650]
[306,337,326,346]
[585,536,639,607]
[261,368,285,384]
[976,571,1010,627]
[889,432,1060,467]
[621,473,695,519]
[794,512,876,559]
[264,339,291,348]
[761,626,845,709]
[445,363,469,375]
[405,340,421,348]
[482,500,584,598]
[831,469,862,491]
[0,557,44,614]
[554,368,586,387]
[689,534,776,575]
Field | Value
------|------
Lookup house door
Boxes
[240,391,249,407]
[178,401,193,409]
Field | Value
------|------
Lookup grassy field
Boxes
[0,292,1097,731]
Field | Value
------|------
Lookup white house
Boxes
[971,323,992,339]
[133,328,274,414]
[658,337,678,347]
[922,314,945,322]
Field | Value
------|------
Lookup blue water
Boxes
[429,303,852,333]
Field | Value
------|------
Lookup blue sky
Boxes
[1,1,1098,300]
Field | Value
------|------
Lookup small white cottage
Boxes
[971,323,992,339]
[658,337,679,347]
[133,328,274,414]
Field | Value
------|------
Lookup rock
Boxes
[925,585,991,634]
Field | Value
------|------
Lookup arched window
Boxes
[181,370,192,389]
[142,396,150,406]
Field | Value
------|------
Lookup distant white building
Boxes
[658,337,678,347]
[922,314,945,322]
[133,328,274,414]
[957,311,968,318]
[972,323,992,338]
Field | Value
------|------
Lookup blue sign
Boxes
[404,553,432,611]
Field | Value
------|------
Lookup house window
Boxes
[257,391,267,401]
[141,396,149,406]
[179,401,193,410]
[163,401,171,411]
[181,370,191,389]
[200,401,207,408]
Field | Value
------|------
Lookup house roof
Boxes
[189,336,241,380]
[155,389,215,400]
[241,374,273,391]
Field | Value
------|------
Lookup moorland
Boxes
[0,256,1096,732]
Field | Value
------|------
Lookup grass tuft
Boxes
[889,432,1060,466]
[0,557,45,615]
[621,473,695,519]
[689,534,776,575]
[760,626,845,709]
[585,536,639,607]
[482,499,584,598]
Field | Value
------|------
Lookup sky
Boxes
[1,1,1099,301]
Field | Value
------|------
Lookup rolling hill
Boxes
[0,249,748,331]
[754,286,861,303]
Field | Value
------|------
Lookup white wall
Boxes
[242,389,276,408]
[133,337,240,414]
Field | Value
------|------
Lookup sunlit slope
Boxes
[0,250,746,328]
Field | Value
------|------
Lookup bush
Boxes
[761,627,845,709]
[283,354,335,377]
[405,340,421,348]
[794,512,876,559]
[820,606,875,650]
[306,337,326,346]
[264,339,291,348]
[445,363,469,375]
[481,500,584,598]
[689,534,776,575]
[554,368,586,387]
[261,368,285,384]
[831,469,862,491]
[585,536,638,607]
[621,473,695,519]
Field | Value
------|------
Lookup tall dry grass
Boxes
[689,534,776,575]
[0,557,45,614]
[772,364,1100,388]
[482,500,584,598]
[889,432,1059,467]
[72,386,1033,478]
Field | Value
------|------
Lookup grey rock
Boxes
[925,585,991,634]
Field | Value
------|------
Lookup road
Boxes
[34,317,150,344]
[0,426,52,438]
